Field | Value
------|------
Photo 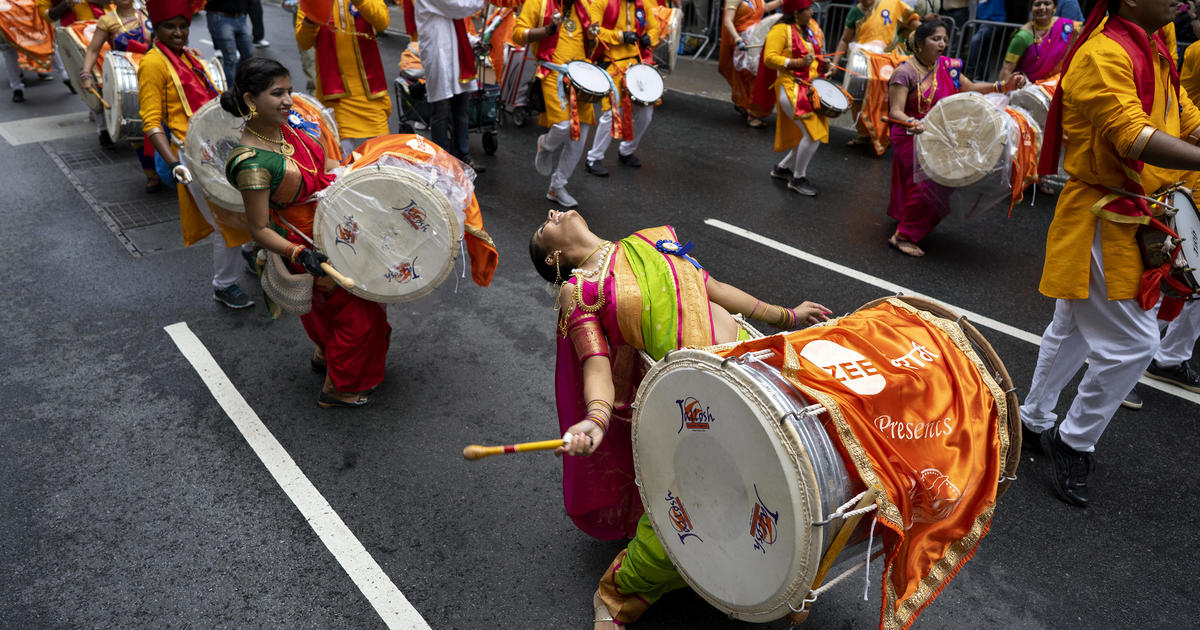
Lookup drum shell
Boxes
[809,78,851,118]
[842,44,872,100]
[565,60,612,103]
[55,23,104,112]
[624,63,664,106]
[1006,84,1050,130]
[102,51,142,142]
[633,346,857,622]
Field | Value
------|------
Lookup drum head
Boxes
[812,79,849,109]
[314,165,461,303]
[855,295,1021,498]
[56,24,102,111]
[1172,190,1200,268]
[565,60,610,96]
[633,349,851,622]
[1007,85,1050,130]
[625,64,663,104]
[184,100,249,212]
[916,92,1007,188]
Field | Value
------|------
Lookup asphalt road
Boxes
[1,4,1197,629]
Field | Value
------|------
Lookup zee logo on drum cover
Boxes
[675,397,715,433]
[799,340,886,395]
[665,491,702,544]
[749,484,779,553]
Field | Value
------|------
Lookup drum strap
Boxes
[808,487,879,597]
[273,212,315,248]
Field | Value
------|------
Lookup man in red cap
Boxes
[1022,0,1200,507]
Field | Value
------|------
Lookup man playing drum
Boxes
[753,0,829,197]
[139,0,255,309]
[583,0,661,176]
[528,209,831,627]
[1021,0,1200,507]
[513,0,598,208]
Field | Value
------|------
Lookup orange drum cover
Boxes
[0,0,54,72]
[68,20,109,68]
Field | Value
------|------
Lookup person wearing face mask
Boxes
[1021,0,1200,507]
[884,19,1025,257]
[753,0,830,197]
[222,57,394,408]
[528,209,831,629]
[139,0,255,309]
[79,0,160,191]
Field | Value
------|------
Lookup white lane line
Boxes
[165,322,431,630]
[705,218,1200,406]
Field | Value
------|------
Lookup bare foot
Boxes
[889,234,925,257]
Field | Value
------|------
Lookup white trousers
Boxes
[544,119,591,189]
[180,152,247,289]
[1155,300,1200,366]
[776,86,820,178]
[2,44,22,91]
[1020,225,1160,452]
[587,104,652,162]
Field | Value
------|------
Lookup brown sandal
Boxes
[888,234,925,257]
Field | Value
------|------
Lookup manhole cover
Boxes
[58,149,116,170]
[102,200,179,230]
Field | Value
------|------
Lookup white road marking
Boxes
[164,322,431,630]
[199,38,213,45]
[0,113,94,146]
[705,218,1200,406]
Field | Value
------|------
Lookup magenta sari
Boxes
[1016,17,1074,81]
[887,56,960,243]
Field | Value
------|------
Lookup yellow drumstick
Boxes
[91,88,110,110]
[462,437,570,461]
[319,262,355,290]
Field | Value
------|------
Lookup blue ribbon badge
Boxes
[288,111,321,138]
[655,239,703,269]
[635,7,645,29]
[881,9,891,25]
[1062,22,1073,42]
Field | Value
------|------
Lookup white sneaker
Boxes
[546,186,578,208]
[534,133,554,177]
[253,39,270,48]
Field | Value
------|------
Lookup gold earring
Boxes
[248,103,258,119]
[551,250,563,284]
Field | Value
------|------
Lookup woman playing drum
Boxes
[529,209,830,627]
[753,0,829,197]
[885,19,1025,257]
[719,0,782,128]
[80,0,159,191]
[223,58,392,408]
[139,0,255,308]
[997,0,1079,82]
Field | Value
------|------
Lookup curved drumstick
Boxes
[319,262,356,290]
[91,88,110,110]
[462,437,570,461]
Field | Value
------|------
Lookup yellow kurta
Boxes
[296,0,391,139]
[1040,28,1200,301]
[589,0,659,112]
[513,0,596,126]
[138,48,250,248]
[36,0,104,23]
[763,19,828,150]
[848,0,918,51]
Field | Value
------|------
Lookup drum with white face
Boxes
[314,164,462,303]
[55,23,103,111]
[811,78,851,118]
[624,63,663,106]
[184,93,339,212]
[102,51,141,142]
[633,348,856,623]
[1006,83,1051,130]
[564,60,612,102]
[916,92,1008,188]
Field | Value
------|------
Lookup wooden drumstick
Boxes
[319,262,356,290]
[882,115,916,128]
[462,437,570,460]
[91,88,110,110]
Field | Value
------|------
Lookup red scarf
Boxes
[533,0,593,77]
[154,42,217,115]
[751,21,818,114]
[59,1,104,26]
[313,1,388,99]
[599,0,651,63]
[453,18,477,82]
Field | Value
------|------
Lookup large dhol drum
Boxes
[55,22,104,111]
[651,6,682,73]
[564,60,612,102]
[842,43,873,100]
[624,63,664,106]
[102,51,142,142]
[916,92,1008,188]
[632,295,1019,623]
[314,137,467,303]
[183,93,340,212]
[1139,187,1200,297]
[810,78,851,118]
[1006,83,1051,130]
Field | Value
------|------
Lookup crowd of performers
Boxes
[4,0,1200,626]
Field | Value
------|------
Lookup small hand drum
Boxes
[624,63,663,106]
[564,60,612,102]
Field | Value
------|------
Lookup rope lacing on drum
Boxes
[812,490,877,526]
[720,349,775,367]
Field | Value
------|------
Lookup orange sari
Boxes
[718,0,771,119]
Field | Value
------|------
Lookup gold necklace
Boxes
[246,124,295,156]
[572,241,614,313]
[571,241,610,278]
[282,125,319,175]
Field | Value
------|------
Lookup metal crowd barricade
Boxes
[816,2,854,46]
[953,19,1023,82]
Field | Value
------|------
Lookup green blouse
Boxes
[225,146,310,211]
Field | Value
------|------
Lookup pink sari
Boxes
[1016,17,1073,81]
[887,56,960,243]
